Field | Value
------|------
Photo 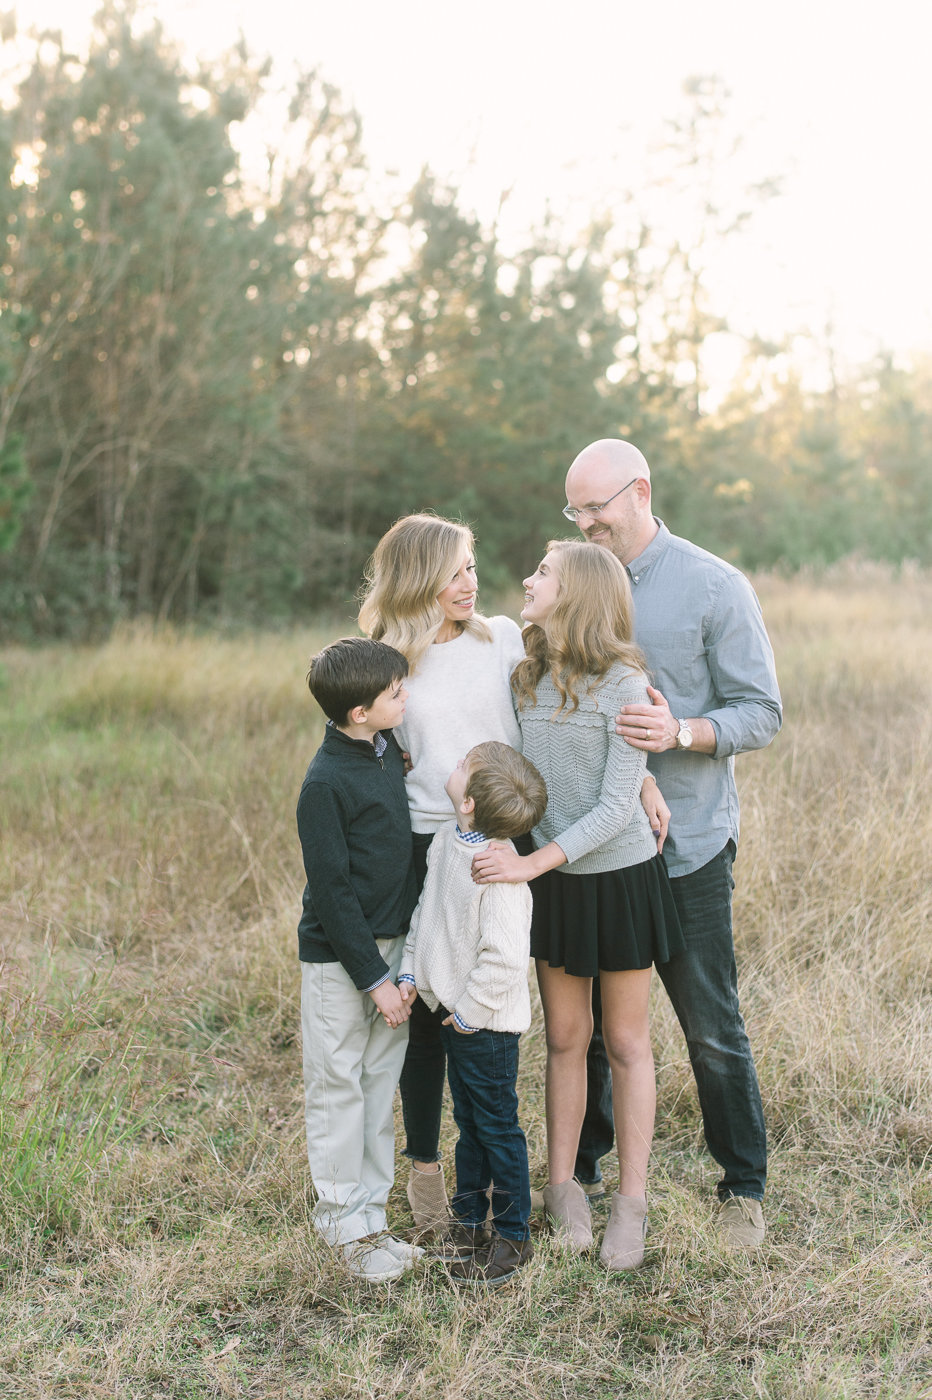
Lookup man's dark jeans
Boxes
[576,841,767,1201]
[440,1022,531,1242]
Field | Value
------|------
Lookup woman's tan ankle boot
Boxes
[406,1163,449,1236]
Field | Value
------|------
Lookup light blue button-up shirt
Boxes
[627,520,783,878]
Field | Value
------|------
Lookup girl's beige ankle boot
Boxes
[599,1191,648,1271]
[542,1178,593,1252]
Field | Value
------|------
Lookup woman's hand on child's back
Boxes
[472,840,567,885]
[471,842,527,885]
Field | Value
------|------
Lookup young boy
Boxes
[297,636,420,1283]
[398,740,548,1286]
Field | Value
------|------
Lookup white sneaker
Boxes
[382,1235,426,1269]
[340,1236,407,1282]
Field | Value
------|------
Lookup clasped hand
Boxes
[369,979,415,1028]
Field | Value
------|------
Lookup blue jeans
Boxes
[576,842,767,1201]
[400,829,533,1163]
[440,1022,531,1242]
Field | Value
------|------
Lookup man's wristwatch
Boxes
[675,719,693,750]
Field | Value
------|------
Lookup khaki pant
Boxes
[301,938,408,1246]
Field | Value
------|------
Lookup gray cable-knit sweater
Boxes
[519,662,658,875]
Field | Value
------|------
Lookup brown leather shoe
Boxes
[431,1219,491,1263]
[449,1232,533,1287]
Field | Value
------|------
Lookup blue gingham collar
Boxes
[455,824,486,844]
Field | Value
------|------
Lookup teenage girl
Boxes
[472,539,684,1270]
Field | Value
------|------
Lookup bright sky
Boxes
[15,0,932,379]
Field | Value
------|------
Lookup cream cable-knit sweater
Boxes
[520,661,658,875]
[396,615,524,834]
[399,822,533,1033]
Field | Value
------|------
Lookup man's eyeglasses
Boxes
[562,476,639,523]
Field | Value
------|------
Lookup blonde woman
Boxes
[473,540,684,1270]
[358,513,527,1234]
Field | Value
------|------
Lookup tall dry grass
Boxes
[1,572,930,1399]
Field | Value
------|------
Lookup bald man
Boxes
[564,438,782,1248]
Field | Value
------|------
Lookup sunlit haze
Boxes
[15,0,932,382]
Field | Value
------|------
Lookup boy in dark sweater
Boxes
[297,637,420,1283]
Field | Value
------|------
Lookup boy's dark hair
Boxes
[464,741,548,841]
[307,637,408,727]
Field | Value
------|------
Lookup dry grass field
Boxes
[1,565,931,1399]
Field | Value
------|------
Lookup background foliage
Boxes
[1,5,930,639]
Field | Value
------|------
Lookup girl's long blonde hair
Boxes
[358,513,492,673]
[511,540,646,714]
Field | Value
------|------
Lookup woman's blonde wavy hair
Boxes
[511,540,646,715]
[358,513,492,673]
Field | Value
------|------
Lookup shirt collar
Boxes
[625,517,670,584]
[455,824,487,845]
[326,718,388,757]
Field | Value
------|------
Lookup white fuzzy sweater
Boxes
[396,615,524,834]
[399,821,533,1033]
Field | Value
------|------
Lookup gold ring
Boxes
[646,728,651,739]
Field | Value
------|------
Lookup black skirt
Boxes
[529,854,685,976]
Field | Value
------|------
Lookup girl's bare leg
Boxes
[535,960,593,1183]
[598,967,655,1197]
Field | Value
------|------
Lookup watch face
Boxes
[678,723,693,749]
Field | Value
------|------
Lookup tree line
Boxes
[1,4,930,639]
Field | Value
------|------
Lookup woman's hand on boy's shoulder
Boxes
[471,841,525,885]
[472,840,566,885]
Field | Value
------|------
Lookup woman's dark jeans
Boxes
[399,832,445,1161]
[400,990,448,1163]
[575,841,767,1202]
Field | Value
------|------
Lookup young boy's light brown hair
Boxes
[463,741,547,842]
